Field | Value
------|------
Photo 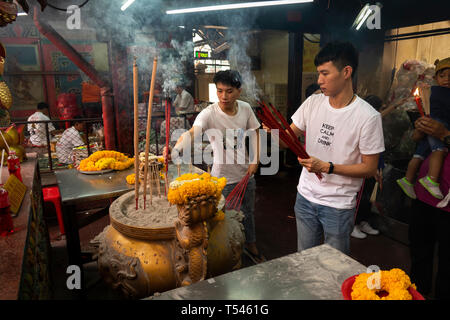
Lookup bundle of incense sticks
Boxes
[225,173,250,212]
[256,101,322,180]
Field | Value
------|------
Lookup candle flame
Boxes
[413,88,419,96]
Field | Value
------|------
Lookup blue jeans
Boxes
[414,117,449,159]
[222,177,256,244]
[294,192,355,255]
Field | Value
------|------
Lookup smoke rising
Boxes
[55,1,264,103]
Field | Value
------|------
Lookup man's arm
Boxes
[298,153,379,178]
[165,125,203,160]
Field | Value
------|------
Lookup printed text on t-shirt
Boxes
[317,123,334,147]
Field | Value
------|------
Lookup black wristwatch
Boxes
[443,135,450,147]
[328,162,334,174]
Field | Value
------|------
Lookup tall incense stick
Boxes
[133,57,140,210]
[164,98,171,196]
[143,57,158,208]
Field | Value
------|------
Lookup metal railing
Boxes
[13,117,103,172]
[12,111,200,171]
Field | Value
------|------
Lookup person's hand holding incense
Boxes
[247,163,259,176]
[298,156,330,174]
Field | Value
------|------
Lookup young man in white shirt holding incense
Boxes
[266,42,385,255]
[167,70,264,263]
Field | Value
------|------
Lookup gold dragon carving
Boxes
[174,194,217,286]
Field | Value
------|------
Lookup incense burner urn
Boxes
[92,190,245,299]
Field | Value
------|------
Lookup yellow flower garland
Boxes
[126,173,136,185]
[78,150,134,172]
[167,173,226,205]
[351,268,417,300]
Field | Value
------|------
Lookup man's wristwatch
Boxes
[443,135,450,147]
[328,162,334,174]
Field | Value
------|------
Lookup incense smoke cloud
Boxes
[64,1,263,102]
[218,10,263,103]
[159,39,195,95]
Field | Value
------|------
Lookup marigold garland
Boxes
[126,173,136,185]
[351,268,417,300]
[78,150,134,172]
[167,173,227,205]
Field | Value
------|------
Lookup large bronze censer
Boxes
[94,184,245,299]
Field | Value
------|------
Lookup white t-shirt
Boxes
[193,100,260,184]
[55,126,85,164]
[27,111,55,146]
[174,89,194,113]
[291,93,385,209]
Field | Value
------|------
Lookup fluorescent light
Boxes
[353,4,370,26]
[121,0,136,11]
[166,0,313,15]
[17,12,28,16]
[356,7,372,30]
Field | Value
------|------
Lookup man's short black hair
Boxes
[213,70,242,89]
[37,102,49,110]
[314,42,358,78]
[305,83,321,99]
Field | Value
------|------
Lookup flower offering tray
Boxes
[341,275,425,300]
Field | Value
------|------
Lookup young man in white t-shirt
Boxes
[266,42,385,255]
[167,70,264,263]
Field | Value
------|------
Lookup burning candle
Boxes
[413,87,425,117]
[133,57,140,210]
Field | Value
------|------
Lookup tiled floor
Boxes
[45,165,412,299]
